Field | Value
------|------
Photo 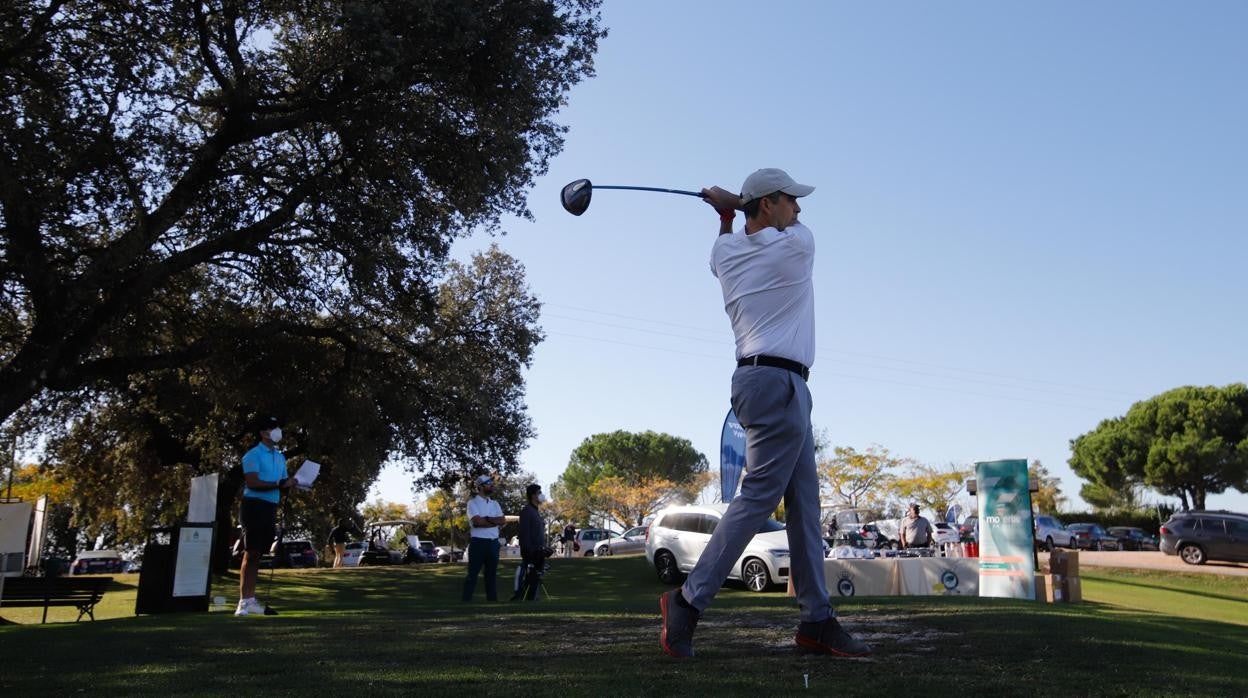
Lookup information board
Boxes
[172,525,214,597]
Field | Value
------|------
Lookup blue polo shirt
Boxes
[242,442,286,504]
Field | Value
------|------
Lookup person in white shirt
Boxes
[462,474,505,602]
[659,169,870,660]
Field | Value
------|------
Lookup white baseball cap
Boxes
[740,168,815,203]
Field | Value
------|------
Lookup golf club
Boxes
[560,178,703,216]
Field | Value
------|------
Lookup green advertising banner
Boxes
[976,459,1035,600]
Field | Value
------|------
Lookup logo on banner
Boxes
[720,409,746,502]
[836,575,856,597]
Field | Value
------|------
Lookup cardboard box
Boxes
[1034,573,1063,603]
[1062,576,1082,603]
[1050,548,1080,578]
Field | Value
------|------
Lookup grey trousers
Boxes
[682,365,832,623]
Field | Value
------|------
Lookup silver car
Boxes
[1034,515,1076,551]
[594,525,648,556]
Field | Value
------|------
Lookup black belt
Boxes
[738,355,809,381]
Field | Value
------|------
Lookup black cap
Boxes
[526,484,542,499]
[255,415,281,432]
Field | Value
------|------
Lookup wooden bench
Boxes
[0,576,113,623]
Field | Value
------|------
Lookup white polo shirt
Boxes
[710,222,816,368]
[467,495,503,540]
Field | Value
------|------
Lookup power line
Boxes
[542,307,1131,403]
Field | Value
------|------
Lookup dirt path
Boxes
[1074,550,1248,577]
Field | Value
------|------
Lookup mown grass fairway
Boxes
[2,557,1245,696]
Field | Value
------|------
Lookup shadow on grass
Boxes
[2,557,1246,696]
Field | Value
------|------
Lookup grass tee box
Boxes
[0,560,1246,696]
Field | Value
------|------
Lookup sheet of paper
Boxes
[294,460,320,489]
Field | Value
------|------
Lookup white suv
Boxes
[645,504,790,592]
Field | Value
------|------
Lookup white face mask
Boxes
[267,427,283,444]
[538,493,549,504]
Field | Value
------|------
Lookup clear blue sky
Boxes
[372,1,1248,515]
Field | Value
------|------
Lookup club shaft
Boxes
[592,185,703,198]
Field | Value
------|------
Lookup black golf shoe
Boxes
[659,588,699,659]
[795,617,871,657]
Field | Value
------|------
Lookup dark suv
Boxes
[1159,510,1248,565]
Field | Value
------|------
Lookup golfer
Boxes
[462,474,505,602]
[236,416,296,616]
[659,169,870,658]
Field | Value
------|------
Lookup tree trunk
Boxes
[1192,488,1206,510]
[211,465,244,574]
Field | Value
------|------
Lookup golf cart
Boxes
[360,520,435,564]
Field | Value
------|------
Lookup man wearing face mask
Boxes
[462,474,506,602]
[512,483,554,601]
[236,416,296,616]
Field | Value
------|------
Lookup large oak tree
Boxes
[1,1,603,550]
[0,0,602,420]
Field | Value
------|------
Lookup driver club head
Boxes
[561,178,593,216]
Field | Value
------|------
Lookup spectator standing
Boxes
[512,483,552,601]
[462,475,505,602]
[328,519,356,568]
[900,504,934,549]
[562,522,576,558]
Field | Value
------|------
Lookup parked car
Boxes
[572,527,615,556]
[279,540,319,568]
[932,522,961,546]
[1107,526,1159,551]
[416,541,440,562]
[70,550,124,575]
[645,504,789,592]
[851,523,879,549]
[594,525,648,557]
[341,540,394,567]
[958,516,979,541]
[1034,515,1076,551]
[434,545,464,563]
[1159,510,1248,565]
[868,519,900,548]
[1066,523,1121,551]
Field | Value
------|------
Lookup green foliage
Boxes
[1070,384,1248,509]
[0,0,602,554]
[0,1,605,427]
[1028,460,1064,513]
[818,444,903,513]
[891,462,971,516]
[554,430,708,525]
[33,246,542,550]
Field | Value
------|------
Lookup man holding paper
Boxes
[235,416,297,617]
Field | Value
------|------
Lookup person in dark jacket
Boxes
[512,483,552,601]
